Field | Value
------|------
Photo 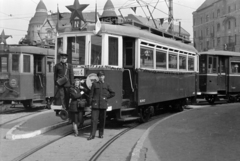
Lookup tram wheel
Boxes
[59,110,68,121]
[22,100,33,110]
[139,106,151,123]
[205,95,216,104]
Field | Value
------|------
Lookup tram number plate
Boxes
[73,68,85,76]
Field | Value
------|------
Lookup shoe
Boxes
[74,133,78,137]
[99,135,103,138]
[87,136,95,140]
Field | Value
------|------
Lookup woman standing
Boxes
[69,79,87,136]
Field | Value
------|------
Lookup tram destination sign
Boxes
[73,68,85,76]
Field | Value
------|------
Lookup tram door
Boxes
[33,55,45,99]
[123,37,136,100]
[217,56,228,93]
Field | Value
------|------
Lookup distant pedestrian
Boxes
[69,79,87,136]
[54,53,74,111]
[87,71,115,140]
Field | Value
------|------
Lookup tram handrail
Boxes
[124,69,134,92]
[39,75,43,88]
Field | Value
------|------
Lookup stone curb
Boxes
[5,110,68,140]
[130,110,194,161]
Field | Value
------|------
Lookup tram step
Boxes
[117,117,140,122]
[32,103,46,108]
[121,107,136,112]
[121,99,130,107]
[33,99,44,103]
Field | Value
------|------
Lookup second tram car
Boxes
[198,50,240,104]
[52,15,198,122]
[0,45,55,109]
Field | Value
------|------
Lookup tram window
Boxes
[47,59,54,73]
[12,54,19,72]
[188,56,195,71]
[179,55,187,70]
[57,37,63,63]
[76,36,86,65]
[199,56,207,73]
[219,57,226,73]
[231,62,240,74]
[0,56,8,72]
[140,47,153,69]
[168,53,177,69]
[109,37,118,66]
[208,57,217,73]
[23,55,31,73]
[156,50,166,69]
[91,35,102,65]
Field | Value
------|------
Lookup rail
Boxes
[38,75,43,88]
[124,69,134,92]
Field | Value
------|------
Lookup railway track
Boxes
[10,112,170,161]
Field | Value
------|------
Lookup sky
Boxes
[0,0,206,44]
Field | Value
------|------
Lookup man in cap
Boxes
[54,53,74,111]
[88,71,115,140]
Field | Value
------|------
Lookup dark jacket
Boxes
[69,86,85,112]
[54,62,74,87]
[89,81,115,110]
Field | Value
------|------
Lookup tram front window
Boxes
[67,36,86,66]
[91,35,102,65]
[0,55,8,72]
[12,54,19,72]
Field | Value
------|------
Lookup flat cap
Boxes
[59,52,68,56]
[97,71,105,77]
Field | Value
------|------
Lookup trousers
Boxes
[90,109,106,136]
[58,87,70,109]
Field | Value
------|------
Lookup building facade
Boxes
[193,0,240,52]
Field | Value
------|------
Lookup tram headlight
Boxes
[9,79,18,88]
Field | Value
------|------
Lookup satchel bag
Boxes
[77,98,87,108]
[56,63,68,86]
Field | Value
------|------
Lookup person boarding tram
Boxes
[54,53,74,111]
[87,71,115,140]
[69,78,87,136]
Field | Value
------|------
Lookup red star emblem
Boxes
[0,30,12,45]
[66,0,89,22]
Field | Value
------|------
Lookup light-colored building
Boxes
[193,0,240,52]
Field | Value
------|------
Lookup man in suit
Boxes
[87,71,115,140]
[54,53,74,110]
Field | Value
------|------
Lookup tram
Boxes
[0,44,55,109]
[198,50,240,104]
[51,0,198,122]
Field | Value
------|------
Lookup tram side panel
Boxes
[137,71,195,105]
[198,75,218,95]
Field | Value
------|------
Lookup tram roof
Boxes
[8,45,54,56]
[199,50,240,57]
[100,23,197,53]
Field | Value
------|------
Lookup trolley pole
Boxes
[168,0,173,34]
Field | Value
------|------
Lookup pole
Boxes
[168,0,173,34]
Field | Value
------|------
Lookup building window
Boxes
[228,20,231,29]
[206,15,209,22]
[217,9,220,17]
[201,17,203,24]
[228,6,231,13]
[217,37,220,46]
[206,27,209,36]
[217,23,220,32]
